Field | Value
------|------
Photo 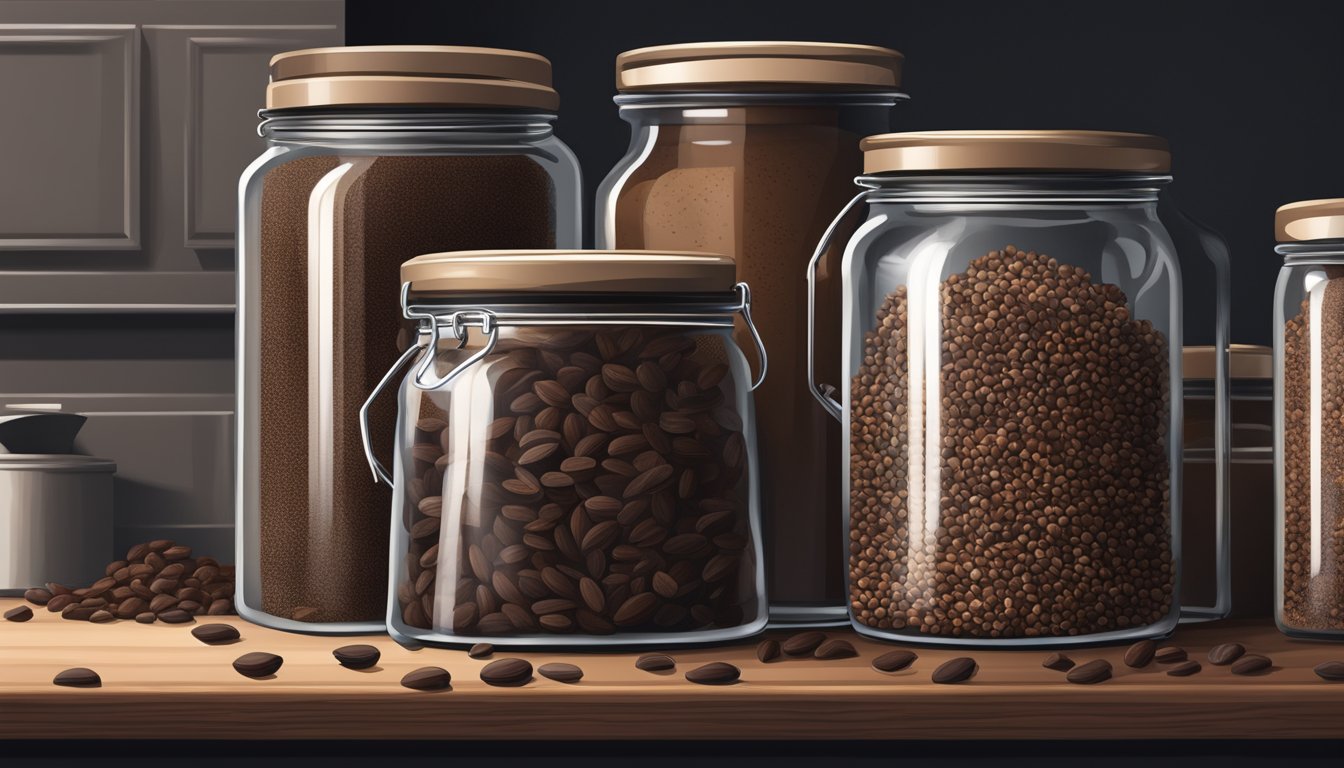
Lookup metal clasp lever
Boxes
[806,187,871,421]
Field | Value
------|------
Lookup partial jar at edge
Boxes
[596,41,906,626]
[814,131,1183,646]
[236,46,582,633]
[1274,199,1344,639]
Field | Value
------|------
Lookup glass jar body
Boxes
[235,111,583,633]
[386,317,766,647]
[1274,247,1344,638]
[597,94,900,626]
[838,176,1183,646]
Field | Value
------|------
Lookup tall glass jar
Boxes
[809,131,1183,646]
[596,42,905,626]
[236,46,582,633]
[1274,199,1344,639]
[364,250,768,647]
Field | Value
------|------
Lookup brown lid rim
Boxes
[266,75,559,111]
[861,130,1172,173]
[271,45,552,83]
[616,40,904,92]
[1275,198,1344,243]
[402,250,738,295]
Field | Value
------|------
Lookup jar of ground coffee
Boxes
[596,41,905,627]
[364,250,768,647]
[809,131,1183,646]
[236,46,582,633]
[1274,200,1344,639]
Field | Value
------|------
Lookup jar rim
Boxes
[402,250,737,296]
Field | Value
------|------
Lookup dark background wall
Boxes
[347,0,1344,348]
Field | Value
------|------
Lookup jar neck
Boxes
[258,108,558,147]
[859,173,1172,203]
[1276,240,1344,263]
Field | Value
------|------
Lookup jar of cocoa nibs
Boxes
[596,41,906,627]
[808,130,1184,646]
[363,250,768,647]
[235,46,582,633]
[1274,199,1344,639]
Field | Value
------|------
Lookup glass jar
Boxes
[1274,199,1344,638]
[809,131,1183,646]
[1184,345,1273,620]
[596,41,905,627]
[364,250,768,647]
[236,46,582,633]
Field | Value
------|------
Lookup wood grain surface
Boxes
[3,598,1344,740]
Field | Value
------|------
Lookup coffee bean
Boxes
[1314,661,1344,681]
[781,631,826,657]
[191,624,241,645]
[1042,653,1075,672]
[159,609,194,624]
[53,668,101,688]
[873,650,918,673]
[332,644,380,670]
[468,643,494,659]
[89,610,114,623]
[1231,654,1272,675]
[233,652,283,678]
[636,653,675,672]
[62,606,96,621]
[4,605,33,622]
[756,639,781,663]
[1208,642,1245,666]
[1154,646,1187,663]
[135,612,156,624]
[1167,660,1202,677]
[685,662,739,685]
[1066,659,1113,685]
[932,657,977,684]
[480,658,532,687]
[1123,640,1157,668]
[538,662,584,683]
[401,666,452,691]
[23,588,51,605]
[814,639,858,660]
[46,594,76,613]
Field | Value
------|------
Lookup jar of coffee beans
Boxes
[1274,200,1344,639]
[807,131,1183,646]
[365,250,768,647]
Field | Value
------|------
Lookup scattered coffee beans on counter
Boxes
[1065,659,1113,685]
[814,639,858,660]
[1154,646,1187,663]
[781,631,826,657]
[685,662,740,685]
[1042,653,1075,672]
[756,639,780,663]
[191,624,241,645]
[1314,661,1344,681]
[401,667,452,691]
[850,246,1173,640]
[636,653,675,672]
[23,588,50,605]
[89,610,114,623]
[538,662,584,683]
[134,612,156,624]
[468,643,494,659]
[1167,660,1202,677]
[332,644,381,670]
[480,658,533,687]
[233,652,283,679]
[1230,654,1272,675]
[1123,640,1157,668]
[932,657,977,685]
[4,605,33,622]
[873,650,918,673]
[53,668,100,688]
[1208,642,1245,666]
[159,609,194,624]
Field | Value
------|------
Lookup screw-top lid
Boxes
[1183,345,1272,381]
[402,250,737,295]
[1275,199,1344,242]
[860,130,1171,174]
[615,41,904,93]
[266,45,559,111]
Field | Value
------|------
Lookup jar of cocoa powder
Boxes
[236,46,582,633]
[809,131,1183,646]
[364,250,768,647]
[1274,200,1344,639]
[596,41,905,627]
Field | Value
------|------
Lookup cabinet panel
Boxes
[0,25,139,250]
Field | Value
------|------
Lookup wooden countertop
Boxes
[3,597,1344,740]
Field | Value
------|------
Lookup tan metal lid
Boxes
[615,41,903,93]
[861,130,1172,174]
[403,250,737,295]
[1275,199,1344,242]
[266,45,559,110]
[1183,345,1272,380]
